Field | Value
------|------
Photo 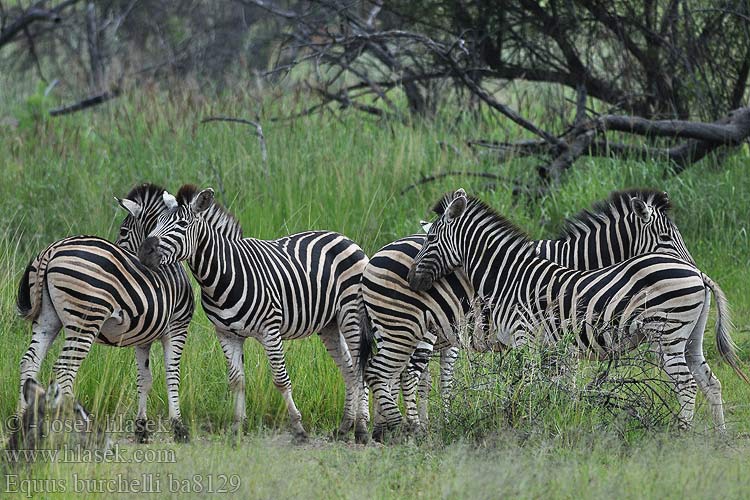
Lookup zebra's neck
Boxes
[537,213,637,269]
[454,203,535,299]
[188,219,233,291]
[201,204,243,240]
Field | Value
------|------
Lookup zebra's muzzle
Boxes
[138,236,163,270]
[407,265,434,292]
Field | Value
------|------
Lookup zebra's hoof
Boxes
[372,425,385,443]
[354,421,369,445]
[134,418,150,444]
[292,429,309,445]
[172,419,189,443]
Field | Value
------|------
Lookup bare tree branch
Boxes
[49,87,121,116]
[200,116,269,180]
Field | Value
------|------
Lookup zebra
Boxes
[15,183,195,443]
[361,189,709,437]
[136,185,370,443]
[400,188,747,436]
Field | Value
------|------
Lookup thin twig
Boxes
[200,116,269,180]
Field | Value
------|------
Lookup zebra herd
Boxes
[13,183,747,446]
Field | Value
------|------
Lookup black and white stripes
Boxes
[360,189,705,438]
[16,183,194,442]
[138,185,370,443]
[405,189,746,435]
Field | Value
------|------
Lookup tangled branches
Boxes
[434,331,683,444]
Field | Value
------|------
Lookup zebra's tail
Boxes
[703,273,750,384]
[16,249,49,321]
[358,294,375,379]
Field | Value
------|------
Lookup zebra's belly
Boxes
[204,308,338,341]
[96,311,167,347]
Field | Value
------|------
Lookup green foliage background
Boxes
[1,86,749,498]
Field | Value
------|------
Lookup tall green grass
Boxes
[1,87,749,442]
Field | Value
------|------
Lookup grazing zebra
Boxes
[15,183,195,443]
[137,185,369,443]
[400,188,746,436]
[4,378,109,466]
[362,189,709,436]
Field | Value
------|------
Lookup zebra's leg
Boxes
[217,330,246,439]
[417,364,431,426]
[18,294,62,411]
[365,341,414,442]
[685,292,726,432]
[657,331,698,430]
[134,344,153,443]
[319,327,357,440]
[261,329,307,443]
[162,329,189,442]
[438,345,460,416]
[53,326,97,397]
[337,303,370,444]
[403,343,432,432]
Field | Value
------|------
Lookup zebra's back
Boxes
[19,235,192,347]
[198,230,367,339]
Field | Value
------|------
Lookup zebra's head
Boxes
[115,183,177,254]
[627,192,695,265]
[138,186,215,270]
[408,188,468,292]
[6,378,108,461]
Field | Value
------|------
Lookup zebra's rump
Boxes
[532,253,707,353]
[23,235,191,344]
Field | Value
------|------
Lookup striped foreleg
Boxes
[438,346,459,414]
[261,328,307,442]
[134,344,153,443]
[162,328,189,442]
[217,330,246,440]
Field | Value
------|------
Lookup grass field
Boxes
[1,86,750,498]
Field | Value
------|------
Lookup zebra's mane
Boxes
[433,192,532,245]
[176,184,244,239]
[556,189,672,239]
[124,183,166,205]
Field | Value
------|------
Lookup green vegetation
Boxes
[1,88,750,498]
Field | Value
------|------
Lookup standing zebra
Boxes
[362,189,712,437]
[137,185,369,443]
[403,189,746,436]
[15,183,194,442]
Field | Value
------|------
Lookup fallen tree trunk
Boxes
[471,106,750,182]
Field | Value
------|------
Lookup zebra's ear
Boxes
[23,378,45,407]
[446,188,468,222]
[630,197,653,222]
[191,188,214,214]
[115,197,142,219]
[419,220,432,233]
[162,191,178,210]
